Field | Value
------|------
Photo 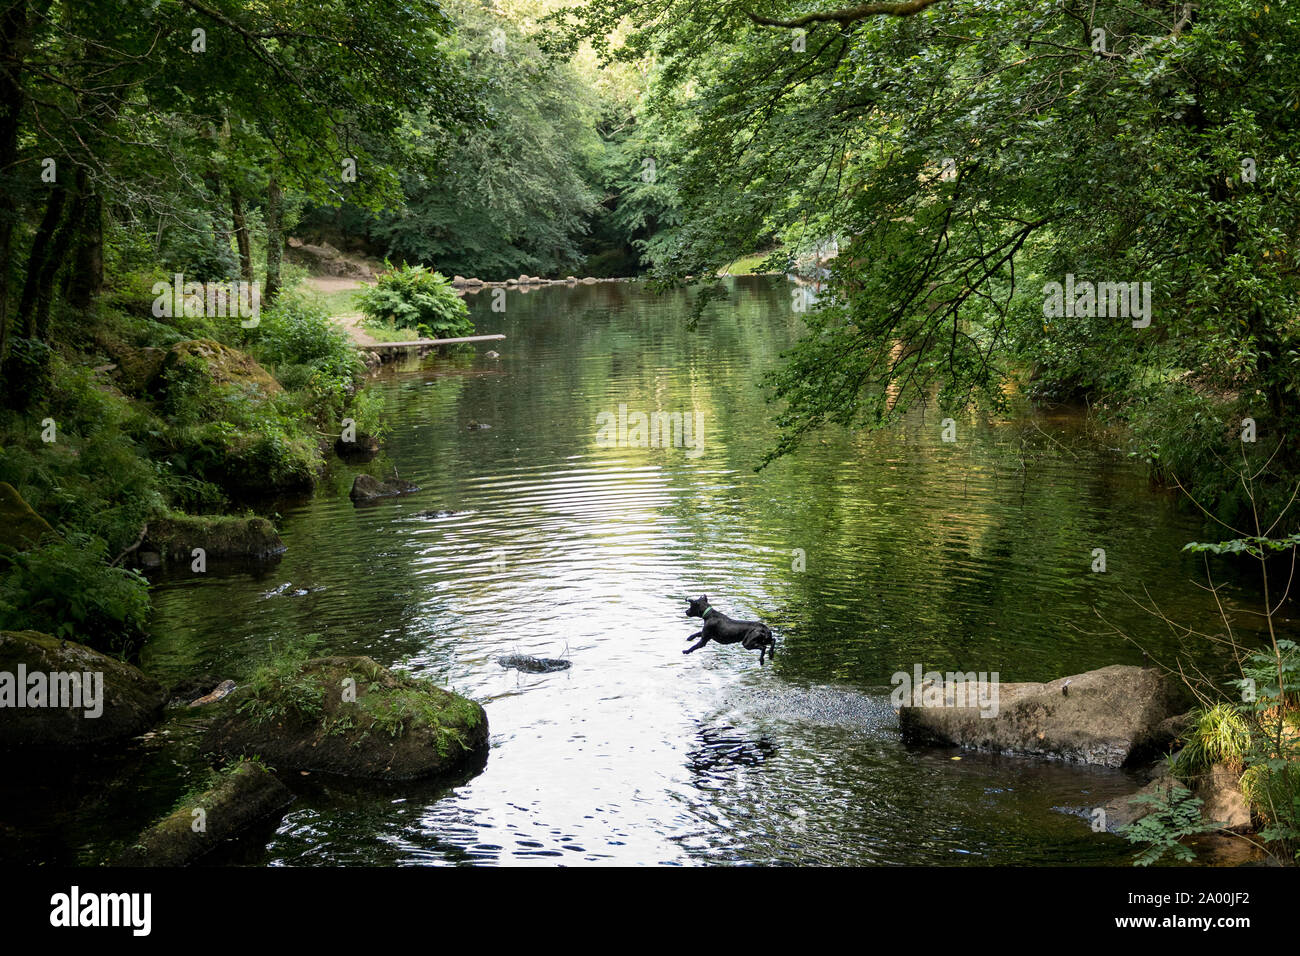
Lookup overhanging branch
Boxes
[747,0,948,29]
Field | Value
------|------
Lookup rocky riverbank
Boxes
[897,664,1262,857]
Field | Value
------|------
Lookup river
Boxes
[124,276,1267,865]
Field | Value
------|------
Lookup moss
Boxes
[110,345,167,396]
[204,654,488,781]
[114,759,293,866]
[160,339,282,398]
[0,482,54,551]
[142,512,285,563]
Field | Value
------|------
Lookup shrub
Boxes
[356,263,473,339]
[0,533,151,657]
[247,292,361,428]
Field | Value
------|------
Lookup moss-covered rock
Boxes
[111,345,167,395]
[160,339,282,397]
[114,760,294,866]
[0,631,164,750]
[0,483,54,551]
[138,514,285,565]
[203,656,488,781]
[349,473,419,501]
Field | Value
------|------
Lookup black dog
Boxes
[682,595,775,666]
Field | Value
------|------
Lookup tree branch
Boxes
[747,0,948,29]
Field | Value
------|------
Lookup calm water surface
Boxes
[131,276,1274,866]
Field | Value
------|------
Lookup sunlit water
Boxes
[22,276,1282,866]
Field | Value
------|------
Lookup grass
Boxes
[306,284,367,318]
[718,250,783,276]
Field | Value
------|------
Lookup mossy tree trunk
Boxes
[264,176,283,304]
[231,188,252,282]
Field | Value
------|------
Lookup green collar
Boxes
[703,606,717,618]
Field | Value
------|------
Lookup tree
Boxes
[558,0,1300,520]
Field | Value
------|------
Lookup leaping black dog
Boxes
[682,595,775,666]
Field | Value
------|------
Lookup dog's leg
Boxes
[684,629,702,642]
[683,636,710,655]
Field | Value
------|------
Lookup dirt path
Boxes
[302,274,379,348]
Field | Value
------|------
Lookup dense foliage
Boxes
[356,264,473,340]
[554,0,1300,526]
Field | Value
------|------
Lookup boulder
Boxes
[1192,763,1252,830]
[335,432,380,460]
[0,482,54,551]
[349,473,419,501]
[114,760,294,866]
[203,656,488,781]
[897,665,1185,767]
[160,339,282,398]
[111,345,166,395]
[1098,773,1179,833]
[140,514,285,564]
[0,631,165,750]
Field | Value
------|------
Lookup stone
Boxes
[202,656,488,781]
[897,665,1185,767]
[349,473,420,501]
[0,631,165,751]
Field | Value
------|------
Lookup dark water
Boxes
[120,276,1275,865]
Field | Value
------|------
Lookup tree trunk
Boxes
[0,0,30,361]
[68,189,103,309]
[264,176,283,304]
[18,184,70,338]
[231,188,252,282]
[19,167,88,340]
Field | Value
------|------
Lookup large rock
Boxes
[897,665,1184,767]
[111,345,166,395]
[115,760,294,866]
[349,473,419,502]
[160,339,282,398]
[0,482,53,551]
[1192,763,1252,830]
[0,631,165,750]
[203,656,488,781]
[139,514,285,565]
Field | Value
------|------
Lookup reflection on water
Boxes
[129,276,1273,865]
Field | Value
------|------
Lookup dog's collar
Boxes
[703,606,717,618]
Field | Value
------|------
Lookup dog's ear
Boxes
[701,594,708,603]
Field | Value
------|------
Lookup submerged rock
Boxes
[203,656,488,781]
[349,473,420,502]
[115,760,294,866]
[0,482,53,551]
[897,665,1185,768]
[139,514,285,564]
[335,432,381,460]
[497,655,571,674]
[0,631,165,751]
